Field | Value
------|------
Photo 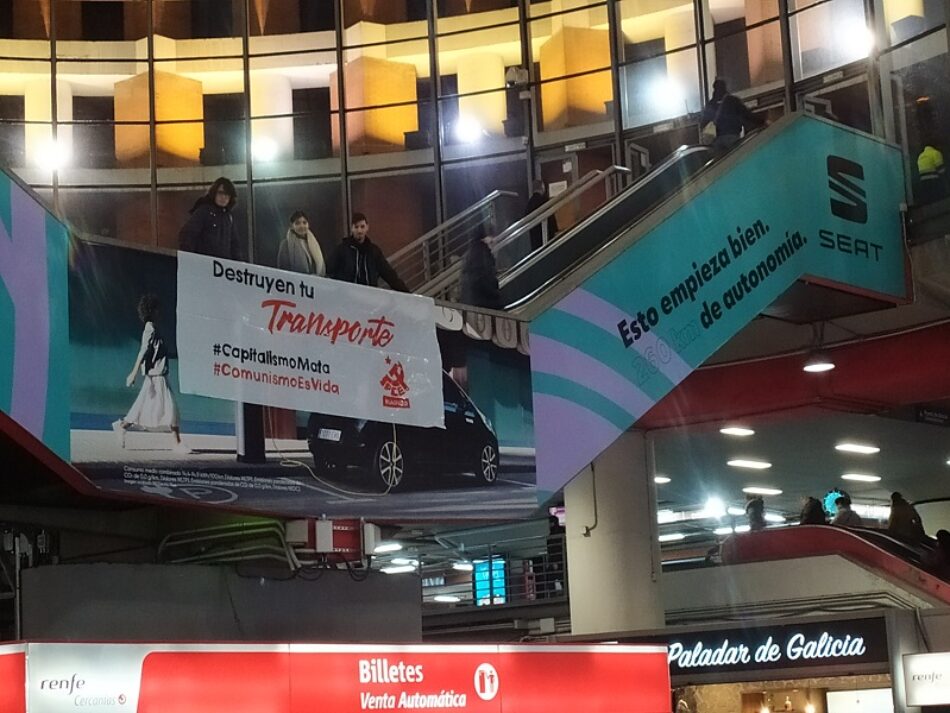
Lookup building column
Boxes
[250,72,294,161]
[564,430,664,635]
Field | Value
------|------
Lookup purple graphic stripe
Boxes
[557,288,692,383]
[533,393,623,493]
[532,334,655,421]
[0,190,49,439]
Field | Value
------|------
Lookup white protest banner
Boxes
[176,252,444,428]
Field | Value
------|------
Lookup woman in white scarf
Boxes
[277,210,326,276]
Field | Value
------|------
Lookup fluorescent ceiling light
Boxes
[836,443,880,455]
[842,473,881,483]
[452,562,473,572]
[727,506,746,516]
[702,497,727,519]
[764,512,785,523]
[381,565,416,574]
[433,595,460,603]
[657,509,678,524]
[714,526,734,536]
[720,426,755,437]
[390,557,418,566]
[654,475,671,484]
[373,542,402,554]
[743,486,783,496]
[658,533,686,542]
[728,459,772,470]
[734,524,751,533]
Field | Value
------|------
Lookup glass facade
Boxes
[0,0,945,255]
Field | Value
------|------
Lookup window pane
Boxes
[349,169,437,252]
[790,0,872,79]
[153,0,245,44]
[3,0,54,44]
[54,0,148,56]
[878,0,945,45]
[620,46,700,128]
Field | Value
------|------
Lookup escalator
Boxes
[498,145,713,310]
[721,525,950,605]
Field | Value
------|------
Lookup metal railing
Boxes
[418,165,632,300]
[420,533,567,608]
[388,190,519,293]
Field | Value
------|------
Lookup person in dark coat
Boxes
[888,491,927,543]
[799,496,827,525]
[525,180,559,252]
[178,177,244,261]
[327,212,409,292]
[746,494,766,531]
[701,78,763,154]
[460,225,502,309]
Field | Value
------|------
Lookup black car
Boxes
[307,371,499,490]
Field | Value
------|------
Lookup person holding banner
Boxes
[113,294,191,454]
[277,211,325,277]
[178,177,245,261]
[328,212,409,292]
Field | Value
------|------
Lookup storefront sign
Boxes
[653,618,888,677]
[903,652,950,706]
[19,643,671,713]
[177,253,444,428]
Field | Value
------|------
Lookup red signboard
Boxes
[18,642,669,713]
[0,646,26,713]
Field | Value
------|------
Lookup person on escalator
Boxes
[831,495,864,528]
[701,79,764,155]
[460,224,503,310]
[525,180,559,252]
[799,496,827,525]
[887,491,928,544]
[746,494,767,531]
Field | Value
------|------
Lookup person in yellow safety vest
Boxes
[917,144,949,204]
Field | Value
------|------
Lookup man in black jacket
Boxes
[328,212,409,292]
[178,177,245,261]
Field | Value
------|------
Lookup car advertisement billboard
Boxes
[66,239,537,520]
[21,642,671,713]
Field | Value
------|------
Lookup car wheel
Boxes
[373,437,406,490]
[477,442,499,484]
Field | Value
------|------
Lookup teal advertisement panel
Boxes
[530,114,907,495]
[0,171,70,459]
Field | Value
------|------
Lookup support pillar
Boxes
[564,430,664,635]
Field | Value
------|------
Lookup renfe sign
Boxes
[20,642,671,713]
[903,652,950,706]
[657,618,888,677]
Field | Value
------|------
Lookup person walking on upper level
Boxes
[178,177,245,261]
[701,78,763,154]
[328,212,409,292]
[525,180,559,252]
[460,224,502,309]
[277,210,325,277]
[831,495,864,527]
[746,494,766,531]
[888,491,927,543]
[799,496,827,525]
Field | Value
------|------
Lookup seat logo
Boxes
[827,155,867,224]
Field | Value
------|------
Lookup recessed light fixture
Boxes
[728,459,772,470]
[452,561,474,572]
[381,565,416,574]
[373,542,402,554]
[714,526,734,536]
[743,486,783,496]
[658,533,686,542]
[433,595,460,603]
[836,443,881,455]
[702,497,727,519]
[720,426,755,437]
[764,512,786,523]
[654,475,671,484]
[727,506,746,516]
[803,351,835,373]
[390,557,418,566]
[842,473,881,483]
[734,524,751,533]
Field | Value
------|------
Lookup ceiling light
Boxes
[842,473,881,483]
[390,557,418,566]
[727,506,746,516]
[702,497,727,519]
[714,526,734,535]
[734,524,751,533]
[433,595,460,603]
[454,115,483,143]
[654,475,671,484]
[251,136,279,162]
[452,562,473,572]
[764,512,785,523]
[373,542,402,554]
[728,459,772,470]
[657,509,678,524]
[803,351,835,373]
[743,486,783,496]
[658,533,686,542]
[720,426,755,437]
[381,565,416,574]
[805,704,816,713]
[836,443,880,455]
